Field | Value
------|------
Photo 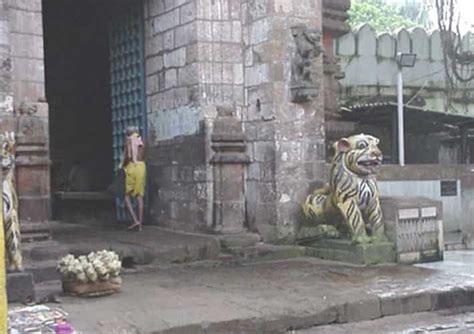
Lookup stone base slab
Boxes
[218,232,261,250]
[7,272,35,303]
[305,239,396,265]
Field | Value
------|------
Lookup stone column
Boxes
[7,1,51,230]
[322,0,351,142]
[210,105,259,248]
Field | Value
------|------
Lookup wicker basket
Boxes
[62,277,122,297]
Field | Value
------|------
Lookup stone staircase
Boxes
[7,222,62,303]
[22,239,66,301]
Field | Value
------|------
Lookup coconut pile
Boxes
[57,250,121,283]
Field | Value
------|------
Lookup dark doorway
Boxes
[43,0,113,194]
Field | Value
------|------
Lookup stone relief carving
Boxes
[290,25,323,103]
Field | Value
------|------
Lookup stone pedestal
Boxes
[211,106,260,249]
[211,106,250,233]
[7,272,35,303]
[381,196,444,264]
[305,239,396,265]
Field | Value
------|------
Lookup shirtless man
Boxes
[123,126,146,231]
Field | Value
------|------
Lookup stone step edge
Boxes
[153,286,474,334]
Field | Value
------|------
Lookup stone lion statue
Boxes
[1,132,22,271]
[303,134,385,244]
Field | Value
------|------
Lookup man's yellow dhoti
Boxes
[124,161,146,197]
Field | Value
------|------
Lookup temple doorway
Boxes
[42,0,147,220]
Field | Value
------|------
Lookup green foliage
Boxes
[349,0,419,33]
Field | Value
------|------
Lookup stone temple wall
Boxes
[144,0,246,232]
[144,0,208,232]
[144,0,328,242]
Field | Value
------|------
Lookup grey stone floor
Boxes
[39,251,474,333]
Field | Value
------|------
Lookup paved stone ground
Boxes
[299,306,474,333]
[34,251,474,333]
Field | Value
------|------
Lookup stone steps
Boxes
[22,240,69,262]
[24,259,60,283]
[21,221,52,243]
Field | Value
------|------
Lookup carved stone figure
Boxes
[303,134,385,244]
[291,25,323,103]
[1,132,22,271]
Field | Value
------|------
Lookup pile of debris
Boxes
[8,305,75,333]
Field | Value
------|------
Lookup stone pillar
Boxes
[210,105,259,249]
[211,105,250,233]
[6,1,51,228]
[243,0,327,243]
[322,0,351,142]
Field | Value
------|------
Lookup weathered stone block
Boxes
[245,63,270,86]
[9,9,43,35]
[305,239,396,265]
[12,57,44,82]
[163,29,174,50]
[213,202,246,233]
[146,74,159,95]
[146,34,163,55]
[153,9,179,33]
[19,196,50,222]
[9,0,42,12]
[232,21,242,43]
[197,20,212,42]
[180,2,196,24]
[175,22,197,47]
[149,0,166,17]
[165,0,187,11]
[432,287,474,310]
[7,272,35,303]
[254,141,275,162]
[164,68,177,88]
[174,87,189,106]
[16,165,49,196]
[164,47,187,68]
[10,33,43,59]
[337,298,382,323]
[229,0,241,19]
[221,43,243,63]
[146,56,164,76]
[381,293,432,316]
[233,63,244,84]
[219,232,261,249]
[222,63,233,84]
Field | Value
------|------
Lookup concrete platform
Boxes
[34,221,222,265]
[305,239,396,265]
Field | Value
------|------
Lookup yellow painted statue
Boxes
[303,134,385,244]
[1,132,22,271]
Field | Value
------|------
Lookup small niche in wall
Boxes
[440,180,458,197]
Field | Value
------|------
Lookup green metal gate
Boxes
[108,0,147,221]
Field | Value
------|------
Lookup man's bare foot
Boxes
[127,223,140,230]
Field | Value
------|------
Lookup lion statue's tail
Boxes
[302,185,331,221]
